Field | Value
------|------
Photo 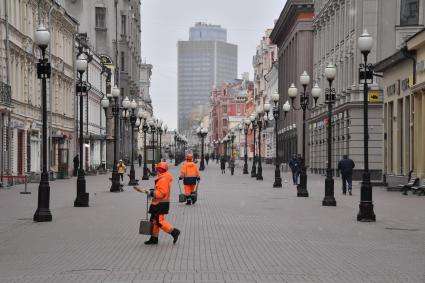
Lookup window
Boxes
[121,15,126,35]
[400,0,419,26]
[95,7,106,29]
[121,51,125,71]
[237,104,241,114]
[223,119,228,127]
[222,105,227,113]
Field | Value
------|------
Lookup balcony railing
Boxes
[0,81,12,107]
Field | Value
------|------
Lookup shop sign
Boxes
[368,90,383,102]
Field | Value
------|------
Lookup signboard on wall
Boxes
[368,90,383,102]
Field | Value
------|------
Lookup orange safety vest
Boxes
[180,161,200,178]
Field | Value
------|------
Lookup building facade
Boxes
[178,22,238,136]
[209,79,251,157]
[63,0,147,167]
[407,29,425,179]
[309,0,423,180]
[252,29,278,162]
[0,0,78,180]
[270,0,315,164]
[374,49,415,178]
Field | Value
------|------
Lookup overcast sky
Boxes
[140,0,286,130]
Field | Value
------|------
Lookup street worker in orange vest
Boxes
[179,154,200,205]
[136,162,181,245]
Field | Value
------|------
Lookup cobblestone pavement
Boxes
[0,161,424,283]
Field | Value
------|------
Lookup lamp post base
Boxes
[200,159,205,171]
[142,166,149,180]
[357,201,376,222]
[128,165,139,185]
[297,172,309,197]
[322,177,336,206]
[273,166,282,188]
[34,173,52,222]
[110,171,121,192]
[243,163,248,174]
[250,163,257,178]
[74,171,89,207]
[256,166,263,180]
[33,207,52,222]
[357,173,376,222]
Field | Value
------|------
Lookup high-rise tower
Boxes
[178,23,237,135]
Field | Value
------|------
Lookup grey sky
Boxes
[140,0,286,130]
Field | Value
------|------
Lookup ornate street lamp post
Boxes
[357,30,376,222]
[138,111,149,180]
[128,99,139,185]
[148,118,157,175]
[256,106,267,181]
[288,72,321,197]
[242,118,250,174]
[174,131,179,166]
[33,25,52,222]
[197,126,208,171]
[323,63,337,206]
[230,129,236,175]
[159,123,167,161]
[271,91,291,188]
[101,85,122,192]
[74,54,90,207]
[250,113,257,178]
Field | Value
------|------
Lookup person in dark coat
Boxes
[338,155,355,195]
[73,155,79,177]
[138,154,143,167]
[288,154,300,185]
[229,158,235,175]
[220,156,226,174]
[205,153,210,165]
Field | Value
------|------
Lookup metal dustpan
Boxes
[139,193,152,235]
[178,180,186,203]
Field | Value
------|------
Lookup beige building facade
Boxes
[407,29,425,178]
[0,0,77,179]
[375,50,415,177]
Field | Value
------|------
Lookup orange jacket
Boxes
[180,161,200,178]
[151,171,173,205]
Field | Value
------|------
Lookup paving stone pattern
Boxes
[0,162,424,282]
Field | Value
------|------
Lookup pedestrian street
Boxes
[0,162,424,283]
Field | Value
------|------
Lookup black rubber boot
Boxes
[186,198,192,205]
[171,228,181,244]
[144,236,158,245]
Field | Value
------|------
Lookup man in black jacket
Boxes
[338,155,355,195]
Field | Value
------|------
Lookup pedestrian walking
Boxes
[134,162,181,245]
[205,153,210,165]
[338,155,355,195]
[288,154,300,185]
[229,158,235,175]
[179,154,200,205]
[138,154,142,167]
[73,154,79,177]
[220,156,226,174]
[117,160,126,189]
